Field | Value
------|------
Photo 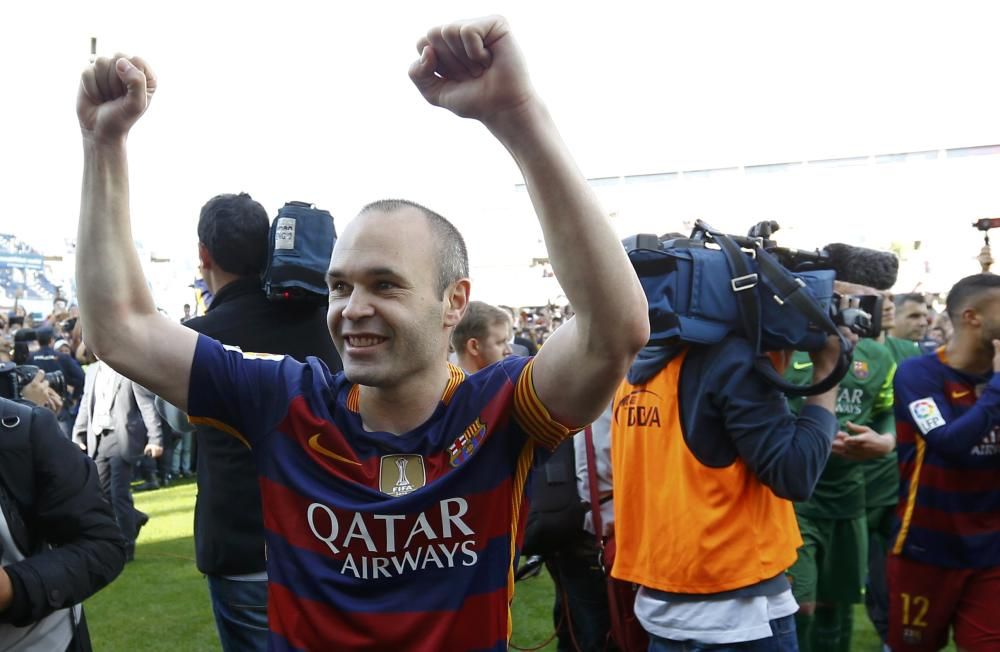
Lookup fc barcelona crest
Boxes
[448,418,487,467]
[379,455,426,497]
[852,360,869,379]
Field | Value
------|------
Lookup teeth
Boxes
[348,336,382,347]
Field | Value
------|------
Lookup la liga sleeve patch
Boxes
[908,397,946,435]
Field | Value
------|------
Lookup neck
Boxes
[206,269,243,296]
[945,334,991,375]
[455,353,479,374]
[357,362,452,435]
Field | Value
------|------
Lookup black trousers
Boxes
[545,537,618,652]
[93,434,139,552]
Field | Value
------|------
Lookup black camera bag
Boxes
[261,201,337,303]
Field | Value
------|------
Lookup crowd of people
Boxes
[0,12,997,652]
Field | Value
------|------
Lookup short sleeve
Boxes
[512,357,580,451]
[186,334,306,448]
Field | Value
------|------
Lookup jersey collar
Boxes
[345,363,467,413]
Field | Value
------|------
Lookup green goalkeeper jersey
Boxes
[862,336,922,508]
[785,338,896,519]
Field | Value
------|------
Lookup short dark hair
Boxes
[197,193,270,277]
[946,274,1000,322]
[894,293,926,309]
[36,329,53,347]
[358,199,468,294]
[452,302,510,353]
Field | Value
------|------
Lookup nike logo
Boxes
[951,390,971,399]
[792,361,813,370]
[308,434,362,466]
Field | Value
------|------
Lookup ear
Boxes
[465,337,481,358]
[442,279,471,328]
[197,242,213,271]
[963,307,981,328]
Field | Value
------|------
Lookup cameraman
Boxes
[28,326,85,436]
[27,327,83,402]
[0,368,126,651]
[610,316,850,648]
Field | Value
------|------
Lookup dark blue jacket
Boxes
[629,337,837,502]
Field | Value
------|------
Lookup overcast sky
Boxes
[4,0,1000,299]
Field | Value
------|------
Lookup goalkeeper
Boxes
[784,333,897,652]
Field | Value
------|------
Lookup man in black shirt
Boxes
[172,193,341,652]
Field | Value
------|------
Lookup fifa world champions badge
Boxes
[908,398,946,435]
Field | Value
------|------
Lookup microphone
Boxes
[822,243,898,290]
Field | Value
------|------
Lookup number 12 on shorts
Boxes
[900,592,930,627]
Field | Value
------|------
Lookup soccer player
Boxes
[74,16,648,651]
[785,335,896,652]
[889,273,1000,651]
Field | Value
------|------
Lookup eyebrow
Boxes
[326,267,405,281]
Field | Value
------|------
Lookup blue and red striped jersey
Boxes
[186,335,571,651]
[891,348,1000,569]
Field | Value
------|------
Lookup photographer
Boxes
[28,326,84,437]
[27,327,83,401]
[0,368,126,651]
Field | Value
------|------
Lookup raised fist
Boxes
[408,16,535,122]
[77,54,156,144]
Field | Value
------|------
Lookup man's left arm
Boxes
[410,17,649,427]
[132,381,165,456]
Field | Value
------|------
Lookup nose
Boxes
[340,288,375,321]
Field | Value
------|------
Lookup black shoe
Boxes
[134,510,149,540]
[133,479,160,492]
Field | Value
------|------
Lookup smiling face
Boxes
[326,207,465,388]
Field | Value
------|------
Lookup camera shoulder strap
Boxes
[710,230,852,396]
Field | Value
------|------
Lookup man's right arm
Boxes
[894,347,1000,458]
[76,55,197,411]
[712,338,840,502]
